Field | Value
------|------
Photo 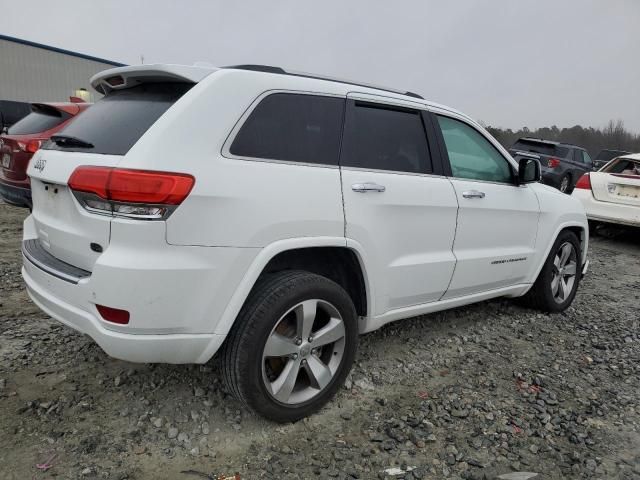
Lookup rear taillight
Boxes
[68,166,194,220]
[17,140,42,153]
[548,157,561,168]
[26,140,41,154]
[575,173,591,190]
[96,304,130,325]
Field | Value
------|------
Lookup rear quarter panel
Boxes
[118,70,346,248]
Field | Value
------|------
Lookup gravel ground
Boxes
[1,201,639,480]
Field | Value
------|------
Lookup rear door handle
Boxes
[352,182,386,193]
[462,190,485,199]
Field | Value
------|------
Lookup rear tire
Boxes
[522,230,581,312]
[221,270,358,423]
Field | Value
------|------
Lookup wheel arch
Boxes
[527,221,588,291]
[196,237,372,363]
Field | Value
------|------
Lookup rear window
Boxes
[603,158,640,175]
[596,150,629,162]
[511,139,569,158]
[230,93,344,166]
[43,83,192,155]
[7,105,71,135]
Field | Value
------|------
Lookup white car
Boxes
[22,64,589,421]
[573,154,640,227]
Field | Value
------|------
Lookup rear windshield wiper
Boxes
[50,135,94,149]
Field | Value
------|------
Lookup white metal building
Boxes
[0,34,125,104]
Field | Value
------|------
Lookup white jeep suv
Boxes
[22,64,589,422]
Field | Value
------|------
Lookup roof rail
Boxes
[225,64,286,74]
[223,64,424,100]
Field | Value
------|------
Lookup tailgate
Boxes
[26,150,121,271]
[590,171,640,207]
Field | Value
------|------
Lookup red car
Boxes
[0,101,90,208]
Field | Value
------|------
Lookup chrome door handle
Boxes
[352,182,386,193]
[462,190,485,199]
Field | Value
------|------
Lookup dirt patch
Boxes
[1,202,639,479]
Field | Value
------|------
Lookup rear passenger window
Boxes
[554,146,570,158]
[573,150,584,163]
[230,93,344,166]
[341,102,432,174]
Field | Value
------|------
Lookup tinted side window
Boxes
[341,102,431,174]
[582,151,592,165]
[437,115,513,183]
[554,146,570,158]
[230,93,344,166]
[573,150,584,163]
[43,83,192,155]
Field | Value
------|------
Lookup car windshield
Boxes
[602,158,640,176]
[7,105,70,135]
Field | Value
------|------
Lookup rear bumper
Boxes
[23,264,224,364]
[0,180,31,208]
[573,189,640,227]
[21,215,258,364]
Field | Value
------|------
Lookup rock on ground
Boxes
[1,203,639,478]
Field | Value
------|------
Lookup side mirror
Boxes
[518,157,541,184]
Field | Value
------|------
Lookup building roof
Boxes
[0,34,126,67]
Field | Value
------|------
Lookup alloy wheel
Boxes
[261,299,346,405]
[551,242,577,303]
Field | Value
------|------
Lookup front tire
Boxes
[221,270,358,422]
[522,230,581,312]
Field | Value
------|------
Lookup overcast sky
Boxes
[1,0,639,131]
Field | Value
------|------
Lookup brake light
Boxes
[96,304,130,325]
[26,140,41,154]
[69,166,194,220]
[105,75,125,87]
[575,173,591,190]
[548,157,561,168]
[17,140,42,153]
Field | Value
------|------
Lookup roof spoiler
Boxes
[90,64,217,94]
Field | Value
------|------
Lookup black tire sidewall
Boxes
[236,272,357,422]
[538,231,581,312]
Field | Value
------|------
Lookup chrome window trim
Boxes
[446,176,531,188]
[340,165,446,179]
[22,239,90,284]
[346,91,428,110]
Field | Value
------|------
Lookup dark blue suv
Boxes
[509,138,592,194]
